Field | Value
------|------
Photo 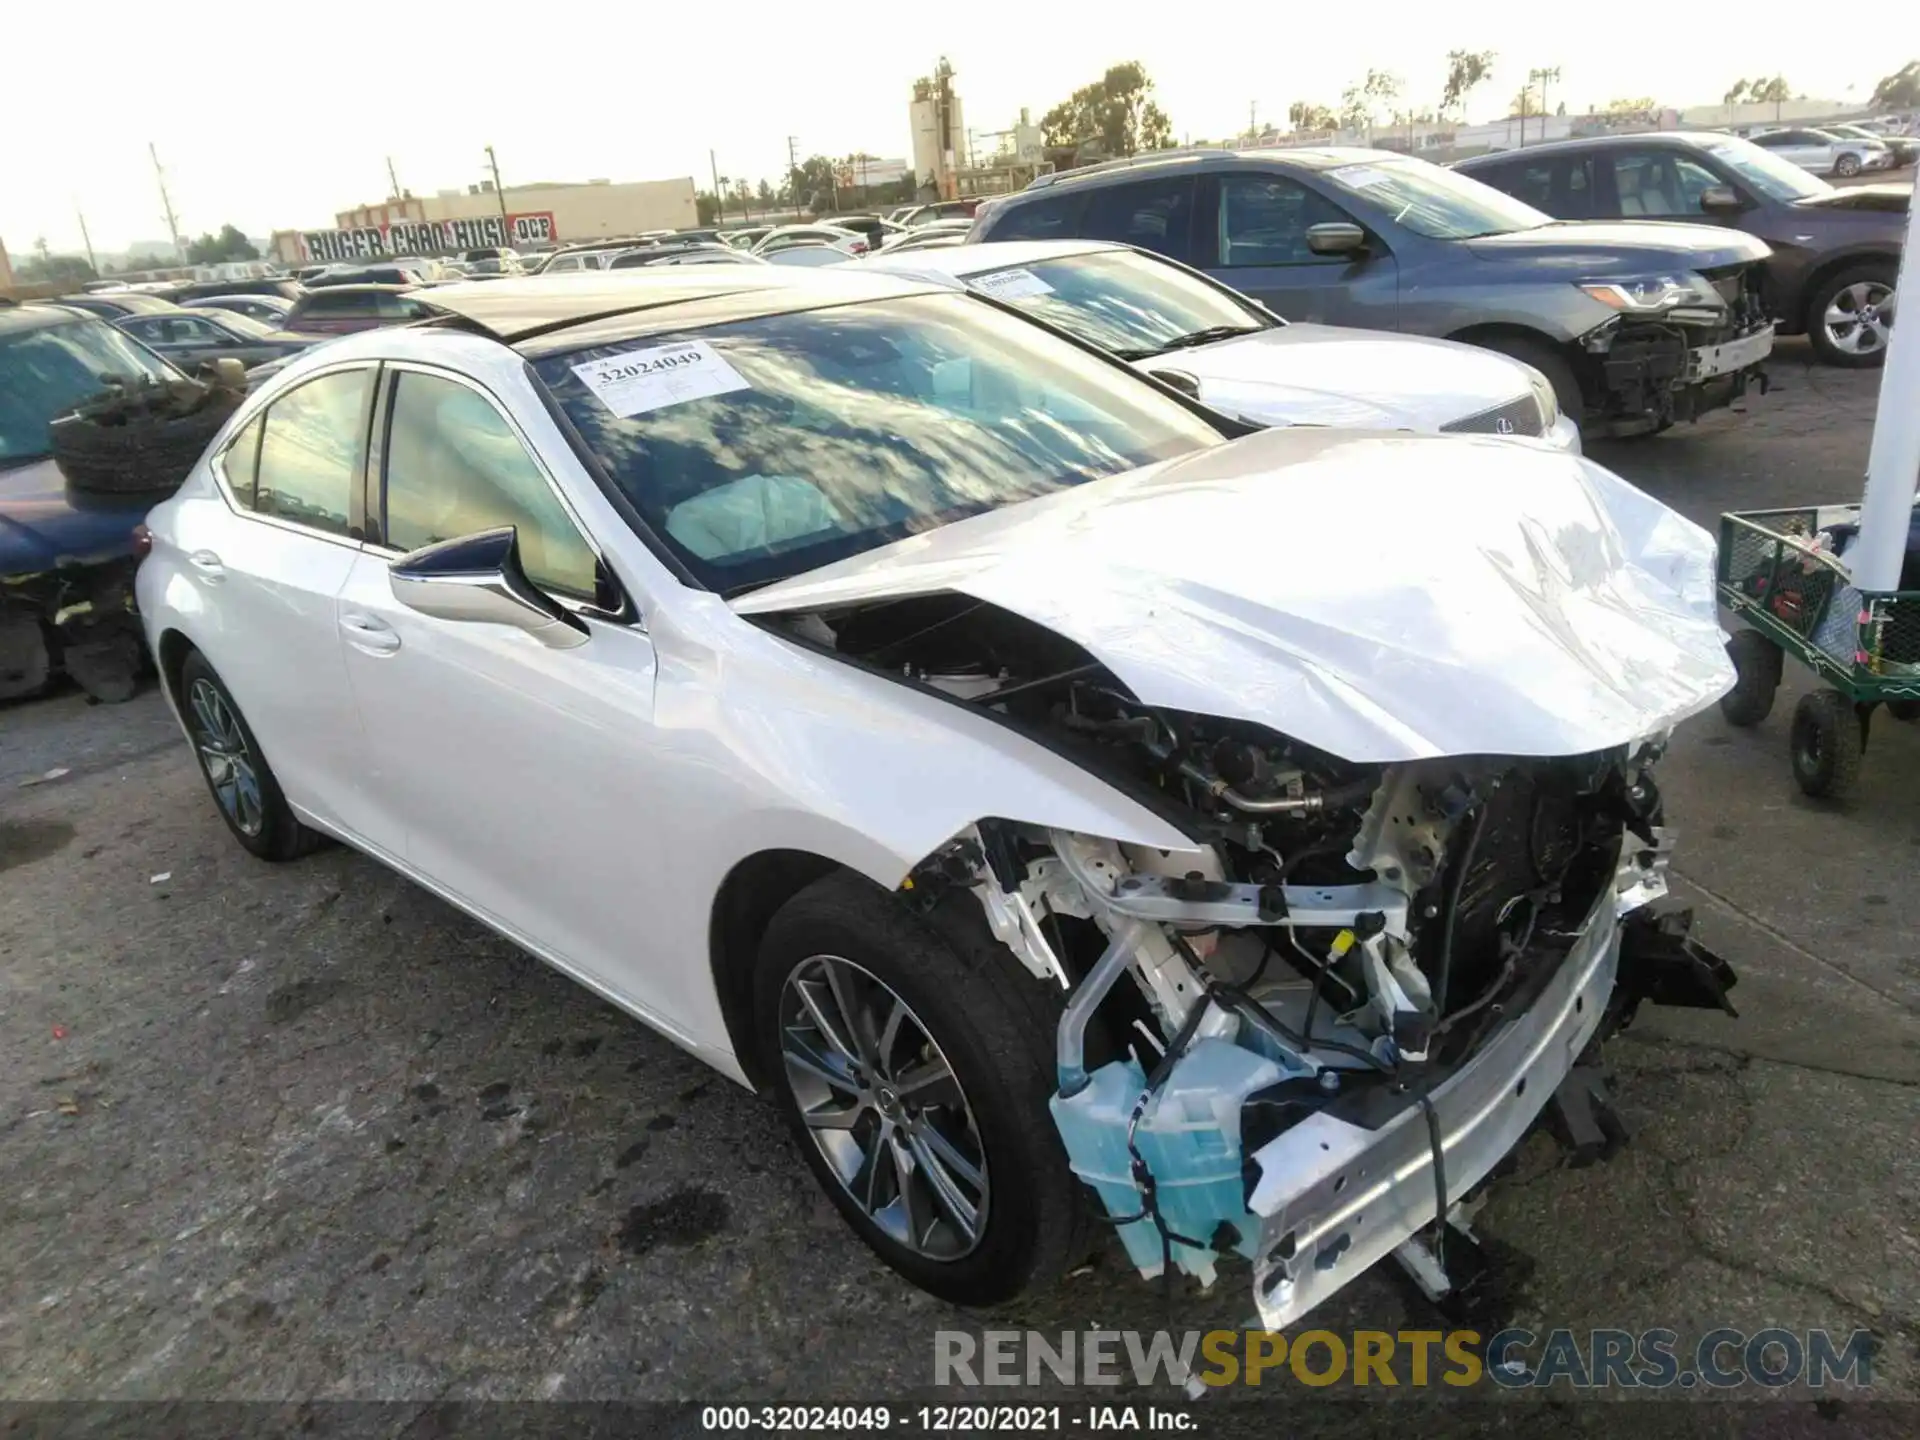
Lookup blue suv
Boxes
[971,148,1775,438]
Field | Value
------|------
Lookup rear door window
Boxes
[1078,177,1197,263]
[252,368,374,537]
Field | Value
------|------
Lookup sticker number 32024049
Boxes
[570,341,751,419]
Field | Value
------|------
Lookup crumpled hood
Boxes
[732,429,1732,763]
[0,458,151,577]
[1140,324,1533,431]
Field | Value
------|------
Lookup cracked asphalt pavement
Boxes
[2,340,1916,1411]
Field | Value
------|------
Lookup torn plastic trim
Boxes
[1245,863,1622,1330]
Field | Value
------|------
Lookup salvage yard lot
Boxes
[2,340,1917,1411]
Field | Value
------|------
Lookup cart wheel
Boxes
[1720,631,1783,727]
[1887,700,1920,723]
[1790,690,1864,800]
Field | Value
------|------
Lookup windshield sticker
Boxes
[1328,164,1394,188]
[570,340,750,418]
[970,267,1056,300]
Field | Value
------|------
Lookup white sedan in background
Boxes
[865,240,1581,451]
[1746,126,1894,177]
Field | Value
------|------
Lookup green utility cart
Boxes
[1716,505,1920,799]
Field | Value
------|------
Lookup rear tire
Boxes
[1720,630,1783,727]
[177,650,328,860]
[1789,689,1864,800]
[752,871,1091,1306]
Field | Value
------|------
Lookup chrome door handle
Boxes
[340,613,401,655]
[188,550,225,582]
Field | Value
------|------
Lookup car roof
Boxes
[868,238,1120,279]
[1019,145,1403,196]
[417,269,946,354]
[1,303,101,336]
[1457,131,1733,164]
[292,284,420,303]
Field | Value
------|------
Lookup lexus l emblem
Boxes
[1495,417,1515,435]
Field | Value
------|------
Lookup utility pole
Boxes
[1529,66,1562,141]
[148,142,183,261]
[75,205,98,274]
[710,150,726,224]
[1248,100,1258,144]
[387,156,402,199]
[787,135,802,217]
[484,145,511,246]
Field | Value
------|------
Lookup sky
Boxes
[4,5,1916,256]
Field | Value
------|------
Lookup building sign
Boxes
[299,212,556,261]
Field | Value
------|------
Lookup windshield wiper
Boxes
[1131,325,1264,359]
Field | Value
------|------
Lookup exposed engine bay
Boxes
[1581,263,1774,438]
[767,592,1739,1325]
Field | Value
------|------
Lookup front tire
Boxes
[753,871,1091,1306]
[1834,152,1862,178]
[178,650,328,861]
[1789,689,1864,800]
[1806,262,1895,368]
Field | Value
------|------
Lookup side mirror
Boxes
[202,357,247,391]
[1699,185,1745,214]
[388,527,588,649]
[1305,221,1368,257]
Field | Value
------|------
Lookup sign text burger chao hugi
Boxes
[300,212,555,261]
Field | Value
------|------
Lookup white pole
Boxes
[1850,193,1920,591]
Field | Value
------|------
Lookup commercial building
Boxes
[271,175,698,264]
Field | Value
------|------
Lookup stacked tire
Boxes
[49,376,246,498]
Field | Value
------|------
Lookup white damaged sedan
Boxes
[138,268,1737,1325]
[864,239,1583,453]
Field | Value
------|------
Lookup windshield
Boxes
[967,250,1270,357]
[1700,136,1832,201]
[0,315,178,464]
[535,293,1224,590]
[1322,157,1553,238]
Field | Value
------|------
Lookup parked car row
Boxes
[128,264,1740,1337]
[967,146,1779,433]
[1456,131,1908,366]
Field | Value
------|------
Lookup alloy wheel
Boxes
[1823,281,1894,357]
[778,954,989,1260]
[188,678,264,837]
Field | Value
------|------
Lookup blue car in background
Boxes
[0,300,182,702]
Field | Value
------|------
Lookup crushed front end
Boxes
[1578,263,1774,437]
[905,699,1737,1327]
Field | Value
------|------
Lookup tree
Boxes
[1040,62,1174,158]
[184,223,259,266]
[1339,68,1401,137]
[1605,97,1661,124]
[16,242,95,285]
[1871,61,1920,110]
[1287,100,1338,132]
[1508,87,1535,119]
[695,191,720,225]
[1441,49,1495,120]
[756,178,774,208]
[1752,75,1791,120]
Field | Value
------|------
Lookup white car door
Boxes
[174,363,382,835]
[332,364,685,1029]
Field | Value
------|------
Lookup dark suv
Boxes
[971,148,1775,437]
[1457,132,1908,367]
